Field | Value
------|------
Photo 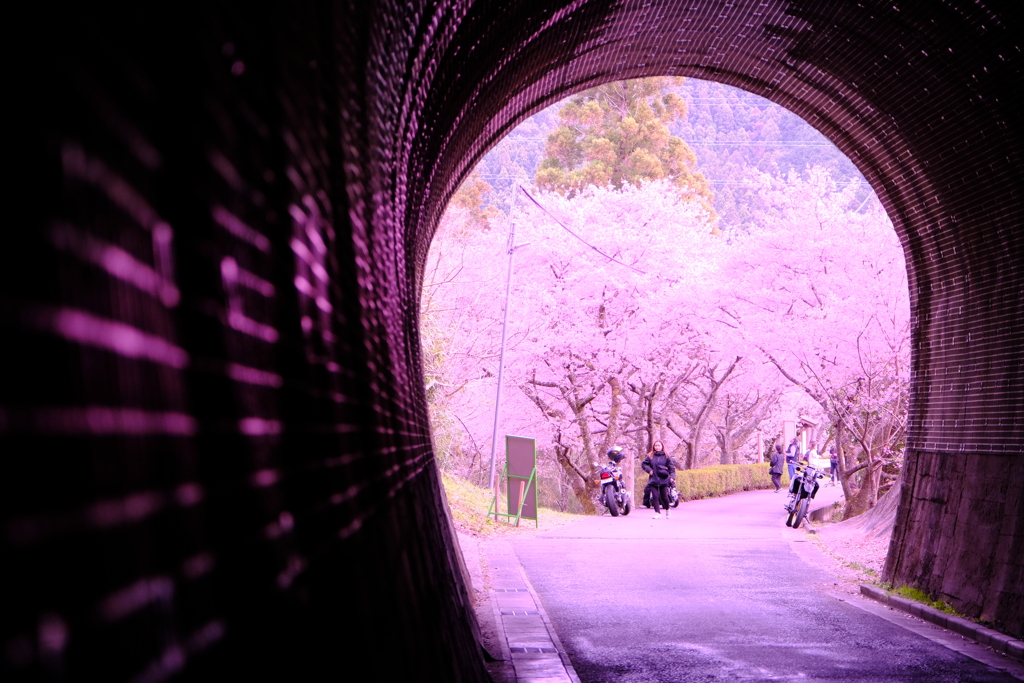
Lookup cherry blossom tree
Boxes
[712,363,783,465]
[428,179,737,507]
[421,166,909,518]
[712,167,910,516]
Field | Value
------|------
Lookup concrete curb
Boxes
[479,540,516,683]
[859,585,1024,662]
[479,540,582,683]
[512,546,583,683]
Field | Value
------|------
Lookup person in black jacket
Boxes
[785,437,800,483]
[642,441,677,519]
[769,444,784,492]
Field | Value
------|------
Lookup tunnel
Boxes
[3,1,1021,680]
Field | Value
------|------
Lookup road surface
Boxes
[514,489,1022,682]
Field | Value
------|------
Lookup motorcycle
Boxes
[642,481,680,509]
[597,457,631,517]
[785,463,824,528]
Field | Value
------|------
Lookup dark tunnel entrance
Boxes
[4,2,1021,680]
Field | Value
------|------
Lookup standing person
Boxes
[642,441,676,519]
[785,438,800,483]
[805,441,818,467]
[829,446,839,485]
[769,444,784,492]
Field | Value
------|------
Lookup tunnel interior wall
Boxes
[888,451,1023,636]
[3,0,1022,679]
[4,5,486,680]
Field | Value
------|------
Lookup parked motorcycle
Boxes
[785,463,824,528]
[598,447,631,517]
[642,481,680,509]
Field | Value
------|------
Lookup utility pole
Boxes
[485,184,634,495]
[488,187,520,493]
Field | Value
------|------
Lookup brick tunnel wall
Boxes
[2,1,1021,679]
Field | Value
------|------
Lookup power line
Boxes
[517,185,647,275]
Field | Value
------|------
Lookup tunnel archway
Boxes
[5,1,1020,679]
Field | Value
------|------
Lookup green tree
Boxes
[450,171,500,233]
[535,78,714,218]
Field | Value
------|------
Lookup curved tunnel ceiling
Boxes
[4,1,1021,679]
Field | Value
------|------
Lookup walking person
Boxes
[769,444,784,492]
[785,437,800,483]
[642,441,676,519]
[829,445,839,485]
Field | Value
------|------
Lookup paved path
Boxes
[512,489,1023,682]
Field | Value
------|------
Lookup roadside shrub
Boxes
[677,464,775,501]
[633,462,777,504]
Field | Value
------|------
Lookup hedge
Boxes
[633,462,785,503]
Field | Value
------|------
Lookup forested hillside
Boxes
[470,79,866,232]
[673,80,866,231]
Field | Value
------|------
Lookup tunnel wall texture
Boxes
[3,0,1021,679]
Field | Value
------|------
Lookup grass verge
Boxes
[877,583,966,617]
[442,474,582,537]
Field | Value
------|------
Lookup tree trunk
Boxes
[554,462,568,512]
[844,468,875,518]
[841,404,890,518]
[602,376,625,452]
[844,447,882,518]
[687,397,712,469]
[716,431,733,465]
[836,420,857,503]
[646,382,657,448]
[682,358,739,469]
[554,442,596,515]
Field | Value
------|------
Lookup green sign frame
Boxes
[487,435,538,527]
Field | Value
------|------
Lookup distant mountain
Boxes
[468,79,869,232]
[671,79,867,232]
[467,107,557,217]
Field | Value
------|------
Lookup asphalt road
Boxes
[514,489,1021,682]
